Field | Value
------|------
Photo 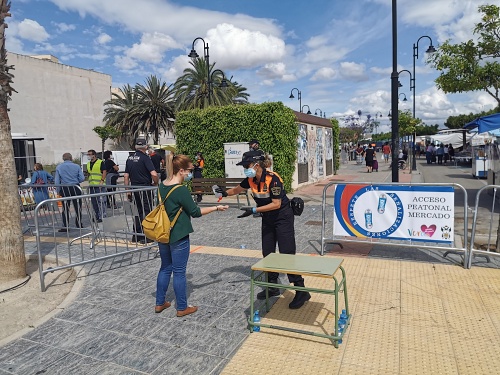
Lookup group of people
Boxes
[424,143,455,165]
[354,143,379,173]
[87,137,306,318]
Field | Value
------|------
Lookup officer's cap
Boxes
[135,138,147,146]
[248,139,259,145]
[236,150,264,167]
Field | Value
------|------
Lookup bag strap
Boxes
[158,184,183,230]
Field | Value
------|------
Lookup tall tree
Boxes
[132,75,175,144]
[428,5,500,106]
[103,84,140,148]
[0,0,26,280]
[174,57,249,111]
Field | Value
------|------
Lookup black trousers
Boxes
[133,189,154,240]
[60,186,82,228]
[261,204,303,284]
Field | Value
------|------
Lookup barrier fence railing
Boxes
[467,184,500,269]
[32,186,158,291]
[320,181,469,268]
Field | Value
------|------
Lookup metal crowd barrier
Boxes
[467,184,500,269]
[31,185,159,291]
[320,181,469,268]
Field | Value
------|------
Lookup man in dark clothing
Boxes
[124,138,159,244]
[148,147,163,178]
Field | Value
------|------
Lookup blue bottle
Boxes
[364,209,373,229]
[377,194,387,214]
[252,310,261,332]
[340,309,348,321]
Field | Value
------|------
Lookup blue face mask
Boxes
[244,167,257,178]
[184,172,193,181]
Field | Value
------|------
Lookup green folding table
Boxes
[248,253,350,348]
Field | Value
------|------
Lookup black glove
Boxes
[237,207,254,218]
[214,185,228,197]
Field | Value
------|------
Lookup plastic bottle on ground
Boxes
[253,310,261,332]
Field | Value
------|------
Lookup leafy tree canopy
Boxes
[428,5,500,106]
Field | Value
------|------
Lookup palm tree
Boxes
[132,75,175,144]
[103,84,141,148]
[174,57,249,111]
[0,0,26,281]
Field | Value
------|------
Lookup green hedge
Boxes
[175,102,298,191]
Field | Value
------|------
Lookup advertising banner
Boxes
[333,184,454,243]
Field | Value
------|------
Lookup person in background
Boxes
[86,149,106,223]
[214,150,311,310]
[443,144,449,165]
[249,139,265,156]
[155,153,228,317]
[124,138,158,244]
[425,143,433,164]
[55,153,85,232]
[30,163,54,205]
[364,144,375,173]
[436,144,444,164]
[448,144,455,161]
[149,146,163,180]
[102,151,119,209]
[193,151,205,202]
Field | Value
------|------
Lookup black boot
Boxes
[257,277,280,300]
[289,280,311,309]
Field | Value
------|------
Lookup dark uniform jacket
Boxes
[240,169,289,212]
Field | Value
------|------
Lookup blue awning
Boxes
[464,113,500,133]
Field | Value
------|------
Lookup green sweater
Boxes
[159,183,202,243]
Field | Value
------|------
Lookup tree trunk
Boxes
[0,0,26,281]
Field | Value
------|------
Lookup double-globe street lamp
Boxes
[411,36,436,171]
[289,88,302,112]
[188,38,230,105]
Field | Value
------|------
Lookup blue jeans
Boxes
[156,236,190,310]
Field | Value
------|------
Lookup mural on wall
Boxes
[317,127,324,176]
[325,129,333,160]
[297,124,308,164]
[308,125,317,178]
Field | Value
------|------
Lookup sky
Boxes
[6,0,500,133]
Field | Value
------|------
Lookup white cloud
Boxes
[33,43,77,54]
[49,0,283,44]
[114,55,138,70]
[18,19,49,42]
[311,67,336,81]
[257,62,289,80]
[207,23,286,70]
[120,32,182,66]
[339,62,368,82]
[96,33,112,45]
[53,22,76,33]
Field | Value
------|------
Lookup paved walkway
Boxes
[1,158,499,374]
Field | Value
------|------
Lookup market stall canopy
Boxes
[464,113,500,134]
[150,144,176,152]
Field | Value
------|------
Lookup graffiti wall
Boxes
[316,127,324,177]
[297,124,308,164]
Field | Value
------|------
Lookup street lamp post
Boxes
[301,105,312,114]
[399,93,408,102]
[412,35,436,171]
[188,37,211,104]
[391,0,399,182]
[398,69,414,171]
[289,88,302,112]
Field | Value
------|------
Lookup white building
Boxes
[8,52,112,165]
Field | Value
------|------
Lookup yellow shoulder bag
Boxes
[142,185,183,243]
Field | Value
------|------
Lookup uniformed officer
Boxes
[124,138,159,244]
[215,150,311,309]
